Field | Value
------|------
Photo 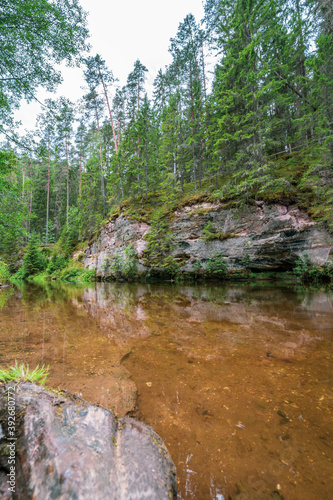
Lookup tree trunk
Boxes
[28,161,33,235]
[190,67,197,191]
[66,132,69,226]
[98,67,118,154]
[145,119,148,202]
[46,134,50,243]
[22,164,25,200]
[79,147,82,198]
[94,101,106,217]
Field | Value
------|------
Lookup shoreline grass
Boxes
[0,361,49,385]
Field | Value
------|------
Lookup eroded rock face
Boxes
[83,202,333,277]
[0,382,177,500]
[84,215,150,277]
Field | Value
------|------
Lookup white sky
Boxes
[15,0,206,132]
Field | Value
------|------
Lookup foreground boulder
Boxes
[0,382,177,499]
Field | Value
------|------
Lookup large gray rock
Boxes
[83,201,333,277]
[0,382,177,499]
[170,202,333,272]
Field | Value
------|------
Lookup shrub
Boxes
[47,254,68,275]
[192,260,203,278]
[293,254,333,283]
[59,265,95,282]
[205,253,228,279]
[142,209,177,275]
[201,221,217,241]
[240,253,252,267]
[21,234,47,279]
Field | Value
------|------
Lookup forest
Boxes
[0,0,332,278]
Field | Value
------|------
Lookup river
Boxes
[0,281,332,499]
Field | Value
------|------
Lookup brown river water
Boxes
[0,281,332,499]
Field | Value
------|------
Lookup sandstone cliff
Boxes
[82,201,333,279]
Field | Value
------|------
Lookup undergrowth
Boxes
[293,255,333,283]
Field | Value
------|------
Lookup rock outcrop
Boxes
[0,382,177,500]
[83,201,333,277]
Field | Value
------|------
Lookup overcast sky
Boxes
[15,0,206,132]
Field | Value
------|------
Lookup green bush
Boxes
[293,255,333,283]
[201,221,218,240]
[59,265,95,282]
[142,209,177,276]
[192,260,202,275]
[205,253,228,279]
[47,254,68,275]
[21,234,47,279]
[240,253,252,267]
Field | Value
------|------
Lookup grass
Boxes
[0,361,49,385]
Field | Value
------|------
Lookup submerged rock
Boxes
[0,382,177,499]
[59,366,138,418]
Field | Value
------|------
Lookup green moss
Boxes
[201,221,236,241]
[188,207,212,216]
[178,192,210,207]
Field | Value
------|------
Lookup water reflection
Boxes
[0,281,332,499]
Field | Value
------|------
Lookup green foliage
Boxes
[123,245,139,278]
[109,245,138,280]
[293,255,333,283]
[240,253,253,267]
[0,151,27,265]
[192,260,203,279]
[42,221,56,244]
[0,0,89,125]
[201,221,217,240]
[21,234,47,279]
[0,260,10,284]
[58,264,95,282]
[0,361,49,384]
[205,252,228,279]
[47,253,68,275]
[142,209,177,276]
[201,220,235,241]
[2,0,333,281]
[0,287,14,309]
[58,207,80,258]
[10,267,26,282]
